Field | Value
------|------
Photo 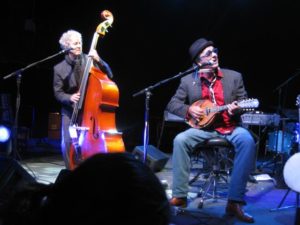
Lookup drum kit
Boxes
[266,129,295,155]
[259,120,299,191]
[280,95,300,192]
[242,111,298,170]
[268,95,300,224]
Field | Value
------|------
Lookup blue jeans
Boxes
[172,126,256,202]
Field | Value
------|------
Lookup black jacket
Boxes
[166,68,248,120]
[53,54,113,117]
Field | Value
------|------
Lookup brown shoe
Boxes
[226,201,254,223]
[169,197,187,208]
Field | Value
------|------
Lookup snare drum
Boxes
[266,130,293,154]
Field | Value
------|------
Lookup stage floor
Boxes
[17,149,296,225]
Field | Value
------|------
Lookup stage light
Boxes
[0,125,11,143]
[0,125,12,155]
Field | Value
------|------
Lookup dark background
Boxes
[1,0,300,151]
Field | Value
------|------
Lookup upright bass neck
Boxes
[70,10,114,126]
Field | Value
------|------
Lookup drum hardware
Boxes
[246,125,269,173]
[294,123,300,144]
[241,112,284,174]
[270,94,300,224]
[270,152,300,225]
[266,130,293,154]
[255,129,286,173]
[257,116,298,174]
[256,150,286,177]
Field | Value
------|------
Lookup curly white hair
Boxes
[59,30,82,50]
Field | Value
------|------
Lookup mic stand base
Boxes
[142,90,151,163]
[270,188,299,212]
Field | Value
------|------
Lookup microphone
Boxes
[198,61,213,68]
[60,47,74,54]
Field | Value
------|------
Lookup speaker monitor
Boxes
[132,145,169,172]
[0,157,36,206]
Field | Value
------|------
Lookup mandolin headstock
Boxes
[238,98,260,110]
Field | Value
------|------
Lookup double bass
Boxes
[68,10,125,170]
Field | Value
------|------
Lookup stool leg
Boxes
[197,148,230,208]
[212,178,217,199]
[189,170,202,185]
[198,171,221,208]
[198,172,214,208]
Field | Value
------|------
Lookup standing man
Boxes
[53,29,112,169]
[167,38,256,223]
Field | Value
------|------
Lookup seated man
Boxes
[167,38,256,223]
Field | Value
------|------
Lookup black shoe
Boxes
[226,201,254,223]
[169,197,187,208]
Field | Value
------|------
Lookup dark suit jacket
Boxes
[53,54,113,117]
[166,68,248,119]
[53,56,79,117]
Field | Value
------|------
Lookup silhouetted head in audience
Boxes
[39,152,170,225]
[0,181,51,225]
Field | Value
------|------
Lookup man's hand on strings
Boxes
[88,49,101,62]
[227,101,239,115]
[70,92,80,103]
[188,104,205,119]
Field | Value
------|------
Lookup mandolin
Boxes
[187,98,259,129]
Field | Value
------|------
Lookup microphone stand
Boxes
[273,69,300,115]
[270,70,300,185]
[132,65,199,164]
[2,49,69,160]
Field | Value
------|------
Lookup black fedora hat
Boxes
[189,38,214,62]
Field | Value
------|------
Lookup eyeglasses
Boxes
[201,48,218,58]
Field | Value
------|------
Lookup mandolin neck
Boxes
[206,104,228,115]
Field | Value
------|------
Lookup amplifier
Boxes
[241,113,280,126]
